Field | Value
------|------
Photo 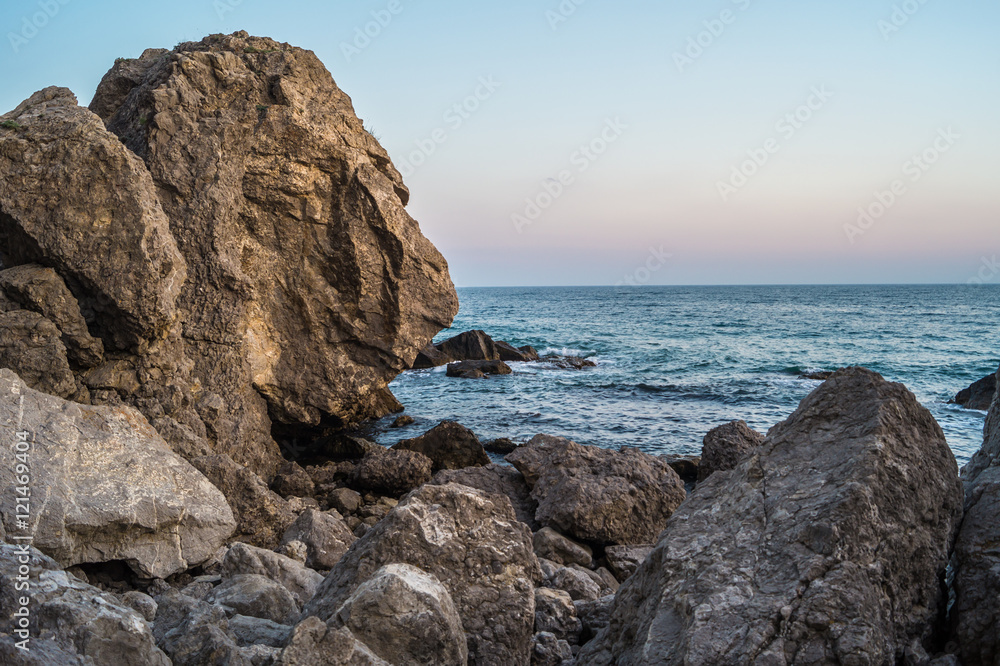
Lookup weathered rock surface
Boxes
[577,367,964,665]
[507,435,686,545]
[0,309,78,398]
[952,370,998,411]
[0,369,235,578]
[393,420,490,471]
[350,447,433,495]
[222,542,324,606]
[208,574,300,625]
[280,509,356,570]
[271,461,315,498]
[698,419,765,481]
[533,527,593,568]
[192,453,295,550]
[1,33,458,480]
[530,632,574,666]
[0,264,104,367]
[431,463,539,528]
[229,614,292,648]
[951,364,1000,665]
[534,588,582,644]
[436,330,498,363]
[153,589,248,666]
[303,483,541,666]
[604,544,654,583]
[447,359,513,379]
[0,545,170,665]
[278,616,389,665]
[331,563,468,666]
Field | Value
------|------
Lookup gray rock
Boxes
[229,614,292,647]
[0,545,170,665]
[0,264,104,367]
[507,435,686,545]
[529,632,573,666]
[327,487,363,514]
[332,563,468,665]
[698,419,764,481]
[533,527,593,567]
[604,544,654,582]
[393,420,490,471]
[303,483,541,666]
[0,309,78,398]
[222,542,324,606]
[577,368,964,665]
[574,595,614,638]
[280,509,356,570]
[192,454,296,550]
[0,369,235,578]
[951,363,1000,665]
[548,565,602,602]
[271,461,315,498]
[432,463,539,528]
[241,644,282,666]
[208,574,300,625]
[120,590,158,622]
[278,617,389,665]
[534,588,582,644]
[350,448,433,496]
[153,589,249,666]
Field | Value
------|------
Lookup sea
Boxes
[372,285,999,467]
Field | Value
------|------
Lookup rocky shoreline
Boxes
[0,33,998,666]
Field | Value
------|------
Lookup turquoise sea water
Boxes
[376,286,999,466]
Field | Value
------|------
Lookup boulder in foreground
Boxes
[0,369,235,578]
[577,367,964,665]
[303,483,541,666]
[507,435,686,545]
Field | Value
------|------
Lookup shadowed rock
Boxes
[507,435,686,545]
[951,370,998,411]
[577,368,964,665]
[698,419,764,481]
[392,420,490,471]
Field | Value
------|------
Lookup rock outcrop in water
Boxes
[951,363,1000,665]
[0,32,458,482]
[577,368,964,665]
[951,370,998,411]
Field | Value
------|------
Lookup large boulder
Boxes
[222,542,324,607]
[577,368,964,665]
[1,34,458,479]
[698,419,765,481]
[392,420,490,471]
[330,563,468,666]
[278,616,389,665]
[951,371,998,411]
[431,463,539,528]
[303,483,541,666]
[0,309,78,399]
[951,364,1000,665]
[436,330,498,363]
[349,448,433,496]
[153,589,249,666]
[0,545,171,665]
[0,369,235,578]
[507,435,686,545]
[279,508,356,570]
[207,574,300,625]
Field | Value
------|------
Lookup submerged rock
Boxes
[698,419,765,481]
[951,364,1000,665]
[0,369,235,578]
[507,435,686,545]
[446,359,513,379]
[577,368,964,665]
[303,483,541,666]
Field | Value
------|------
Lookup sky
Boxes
[0,0,997,287]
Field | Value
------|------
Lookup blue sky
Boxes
[1,0,997,286]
